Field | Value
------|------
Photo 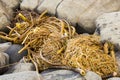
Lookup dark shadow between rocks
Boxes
[75,23,92,34]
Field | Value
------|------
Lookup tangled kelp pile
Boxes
[63,35,117,77]
[0,10,118,78]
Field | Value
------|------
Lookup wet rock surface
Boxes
[5,44,28,64]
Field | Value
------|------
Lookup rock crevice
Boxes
[55,0,64,17]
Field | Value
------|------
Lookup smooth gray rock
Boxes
[107,77,120,80]
[0,42,12,52]
[5,63,35,74]
[95,12,120,50]
[0,71,43,80]
[0,52,9,74]
[37,0,62,15]
[84,71,102,80]
[5,44,28,64]
[20,0,40,10]
[41,69,85,80]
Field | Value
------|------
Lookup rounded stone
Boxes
[5,44,28,64]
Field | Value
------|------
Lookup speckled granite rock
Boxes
[95,12,120,50]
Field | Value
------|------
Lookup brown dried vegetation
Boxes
[0,10,118,78]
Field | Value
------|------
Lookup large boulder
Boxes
[0,71,43,80]
[36,0,120,33]
[95,12,120,50]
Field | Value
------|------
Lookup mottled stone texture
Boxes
[95,12,120,50]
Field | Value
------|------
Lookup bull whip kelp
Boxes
[0,10,118,78]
